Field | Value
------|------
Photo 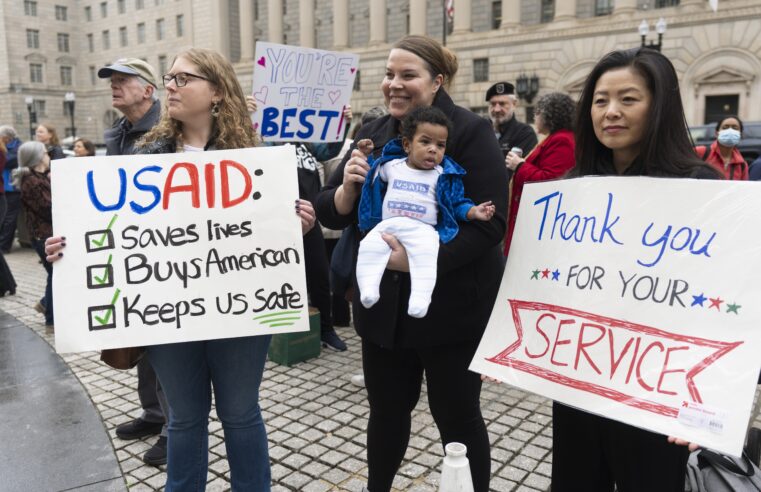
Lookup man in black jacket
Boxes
[97,58,167,466]
[486,81,537,158]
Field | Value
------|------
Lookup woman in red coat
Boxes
[504,92,576,255]
[694,115,747,180]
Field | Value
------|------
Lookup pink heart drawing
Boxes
[253,122,259,130]
[350,67,356,74]
[253,86,268,104]
[257,56,266,67]
[328,90,341,104]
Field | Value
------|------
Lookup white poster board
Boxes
[251,41,359,143]
[471,176,761,456]
[51,146,309,353]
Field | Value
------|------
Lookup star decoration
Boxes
[708,297,723,310]
[541,268,550,279]
[691,293,707,307]
[531,269,540,280]
[726,303,741,315]
[551,269,560,281]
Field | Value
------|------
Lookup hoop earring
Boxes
[211,102,220,118]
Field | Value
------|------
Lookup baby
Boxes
[356,106,495,318]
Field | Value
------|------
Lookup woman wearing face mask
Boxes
[695,115,747,180]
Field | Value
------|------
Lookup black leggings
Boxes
[552,402,689,492]
[362,339,490,492]
[302,225,332,334]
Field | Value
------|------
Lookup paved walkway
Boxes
[2,246,759,491]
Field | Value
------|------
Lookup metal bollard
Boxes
[438,442,474,492]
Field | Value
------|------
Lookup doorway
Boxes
[704,94,739,124]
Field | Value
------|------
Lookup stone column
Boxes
[612,0,637,16]
[299,0,315,47]
[267,0,283,43]
[453,0,471,33]
[554,0,576,21]
[239,0,254,60]
[409,0,426,35]
[369,0,387,44]
[500,0,520,28]
[333,0,349,48]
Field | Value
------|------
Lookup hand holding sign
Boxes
[251,42,359,143]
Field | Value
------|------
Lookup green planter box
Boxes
[267,307,321,366]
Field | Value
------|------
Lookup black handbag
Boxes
[100,347,145,370]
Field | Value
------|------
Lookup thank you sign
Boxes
[251,42,359,143]
[51,146,309,353]
[471,176,761,456]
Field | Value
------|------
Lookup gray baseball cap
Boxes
[98,58,158,88]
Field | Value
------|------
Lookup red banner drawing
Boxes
[487,300,742,417]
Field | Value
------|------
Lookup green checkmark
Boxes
[94,288,121,325]
[94,255,113,284]
[91,214,118,248]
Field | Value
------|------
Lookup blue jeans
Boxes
[147,335,272,491]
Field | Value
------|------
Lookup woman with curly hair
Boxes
[45,48,316,491]
[504,92,576,254]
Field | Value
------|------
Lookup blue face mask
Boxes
[717,128,741,147]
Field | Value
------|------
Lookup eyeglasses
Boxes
[162,72,210,88]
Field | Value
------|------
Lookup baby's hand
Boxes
[469,201,495,221]
[356,139,374,157]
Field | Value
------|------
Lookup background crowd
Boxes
[0,32,754,492]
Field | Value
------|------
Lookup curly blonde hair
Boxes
[140,48,257,150]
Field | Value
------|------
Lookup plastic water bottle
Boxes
[438,442,474,492]
[510,146,523,157]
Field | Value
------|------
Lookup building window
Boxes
[26,29,39,49]
[655,0,679,6]
[492,1,501,29]
[34,100,46,118]
[118,0,126,13]
[473,58,489,83]
[136,0,144,8]
[595,0,613,15]
[282,1,287,15]
[30,63,43,83]
[84,6,92,20]
[176,14,184,36]
[24,1,37,16]
[353,70,360,91]
[102,30,110,49]
[254,0,258,20]
[100,1,108,17]
[137,22,146,43]
[87,33,94,52]
[55,5,68,20]
[57,33,70,52]
[158,55,167,75]
[156,18,165,40]
[60,66,73,86]
[540,0,554,23]
[90,65,97,85]
[119,26,128,46]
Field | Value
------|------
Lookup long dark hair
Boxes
[573,48,717,178]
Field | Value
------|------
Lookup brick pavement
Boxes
[3,246,758,491]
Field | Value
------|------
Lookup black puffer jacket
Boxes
[315,89,508,348]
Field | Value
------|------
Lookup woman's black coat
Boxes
[315,89,508,348]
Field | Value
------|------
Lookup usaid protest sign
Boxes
[51,146,309,353]
[471,177,761,456]
[251,41,358,143]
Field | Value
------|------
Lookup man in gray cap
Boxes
[486,81,537,159]
[98,57,167,466]
[98,58,162,156]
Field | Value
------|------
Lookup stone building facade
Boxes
[0,0,758,143]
